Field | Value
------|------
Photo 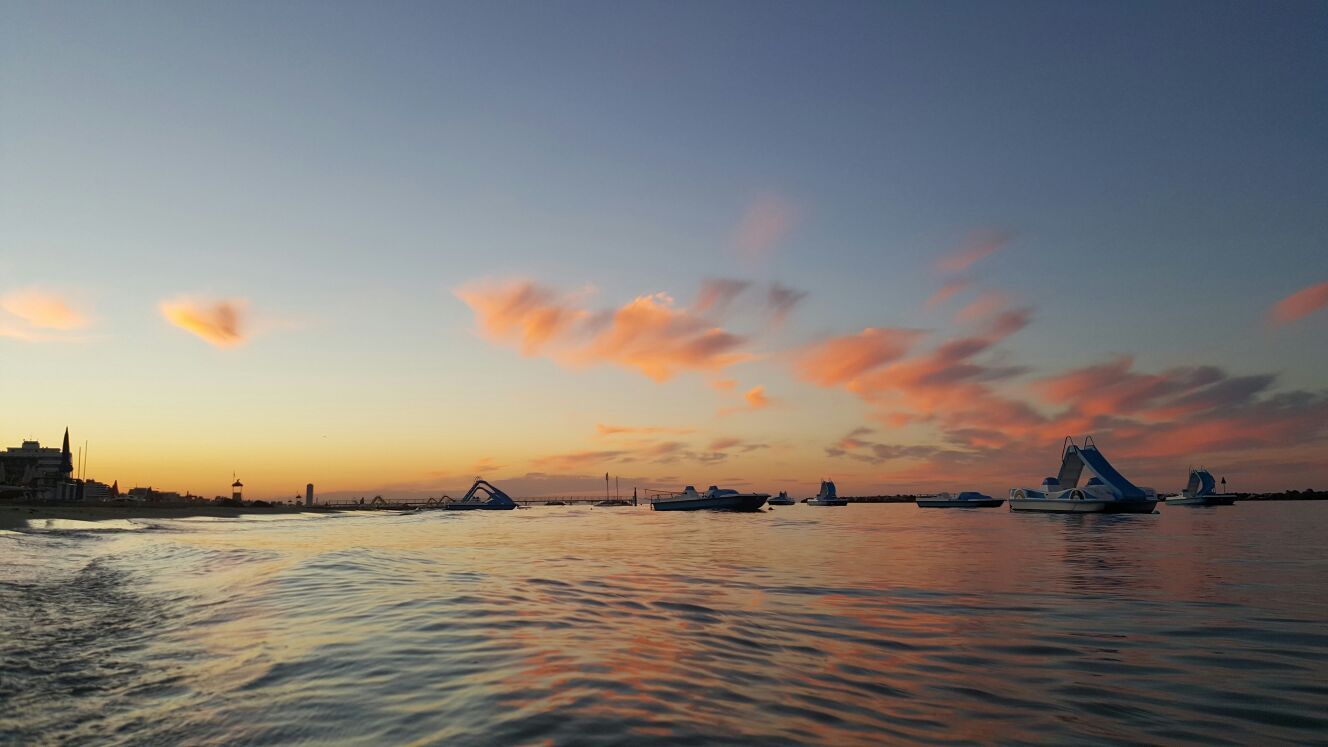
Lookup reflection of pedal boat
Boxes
[768,491,795,505]
[916,491,1004,508]
[1009,437,1158,513]
[806,480,847,506]
[444,480,518,510]
[1167,468,1236,506]
[650,485,769,511]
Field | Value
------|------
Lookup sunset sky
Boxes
[3,2,1326,499]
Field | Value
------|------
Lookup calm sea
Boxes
[2,502,1326,745]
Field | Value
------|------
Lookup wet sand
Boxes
[0,503,343,531]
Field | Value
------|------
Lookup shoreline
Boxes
[0,503,347,531]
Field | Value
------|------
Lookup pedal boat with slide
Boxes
[1009,437,1158,514]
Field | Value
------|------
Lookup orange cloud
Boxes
[745,385,771,409]
[733,194,798,258]
[936,229,1012,273]
[160,297,247,347]
[458,279,754,382]
[596,424,697,437]
[793,327,924,387]
[455,279,588,355]
[0,289,90,331]
[583,293,751,381]
[1269,281,1328,325]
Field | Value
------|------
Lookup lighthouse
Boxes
[231,477,243,501]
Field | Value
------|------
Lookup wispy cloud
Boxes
[1269,280,1328,325]
[925,277,971,309]
[454,280,589,355]
[733,194,798,258]
[596,424,697,437]
[936,229,1013,273]
[159,297,248,347]
[793,327,924,387]
[767,282,808,323]
[693,278,751,315]
[1,288,90,330]
[457,279,757,382]
[0,288,91,342]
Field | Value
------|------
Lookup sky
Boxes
[2,1,1326,499]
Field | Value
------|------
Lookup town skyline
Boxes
[4,3,1327,499]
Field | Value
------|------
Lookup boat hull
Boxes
[767,498,795,506]
[916,498,1005,508]
[1008,498,1157,513]
[444,503,517,510]
[1166,496,1236,506]
[651,494,768,511]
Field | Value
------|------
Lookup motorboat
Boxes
[444,479,518,510]
[768,491,795,506]
[916,491,1004,508]
[1009,437,1158,513]
[806,480,848,506]
[650,485,769,512]
[1167,468,1236,506]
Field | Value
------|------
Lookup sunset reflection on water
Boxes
[2,503,1326,744]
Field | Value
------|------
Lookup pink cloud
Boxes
[455,279,587,355]
[733,194,798,258]
[458,279,754,382]
[925,277,972,309]
[0,288,90,331]
[1269,281,1328,325]
[693,278,751,315]
[936,229,1013,273]
[160,297,248,347]
[793,327,925,387]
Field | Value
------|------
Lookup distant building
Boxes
[232,478,243,501]
[0,428,76,501]
[305,483,314,506]
[83,480,113,501]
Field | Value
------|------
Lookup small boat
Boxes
[444,479,518,510]
[916,491,1004,508]
[767,491,795,506]
[544,501,566,506]
[650,485,769,512]
[596,499,632,507]
[1009,437,1157,513]
[806,480,848,506]
[1167,468,1237,506]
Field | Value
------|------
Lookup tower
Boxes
[231,477,243,501]
[305,483,314,507]
[60,428,74,477]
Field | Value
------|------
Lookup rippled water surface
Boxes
[3,502,1327,745]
